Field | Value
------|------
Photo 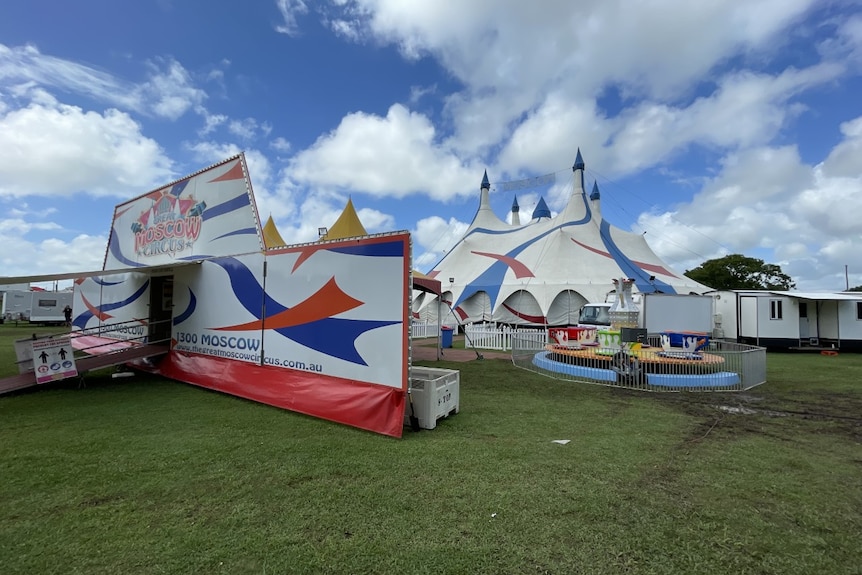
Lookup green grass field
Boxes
[1,324,860,574]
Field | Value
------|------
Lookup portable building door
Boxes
[739,296,758,340]
[798,301,809,339]
[148,275,174,346]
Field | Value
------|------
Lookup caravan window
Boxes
[769,299,783,320]
[37,299,57,307]
[857,302,862,321]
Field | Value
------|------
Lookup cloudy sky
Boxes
[1,0,861,291]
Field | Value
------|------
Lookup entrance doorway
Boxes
[798,301,809,340]
[148,275,174,345]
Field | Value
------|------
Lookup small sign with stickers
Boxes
[31,336,78,384]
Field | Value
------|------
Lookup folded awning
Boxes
[0,261,202,285]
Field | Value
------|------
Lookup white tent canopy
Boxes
[417,150,708,326]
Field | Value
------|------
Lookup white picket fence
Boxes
[411,321,458,339]
[464,323,548,351]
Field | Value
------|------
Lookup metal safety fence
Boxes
[512,334,767,392]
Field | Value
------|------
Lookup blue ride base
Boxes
[532,351,741,389]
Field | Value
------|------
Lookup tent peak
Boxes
[262,214,287,248]
[511,195,521,226]
[532,197,551,220]
[590,181,601,201]
[481,170,490,190]
[572,148,585,171]
[322,197,368,241]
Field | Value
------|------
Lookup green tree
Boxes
[684,254,796,290]
[848,285,862,292]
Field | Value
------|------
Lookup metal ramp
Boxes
[0,344,168,396]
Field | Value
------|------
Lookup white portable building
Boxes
[712,290,862,351]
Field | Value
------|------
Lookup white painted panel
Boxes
[260,234,409,388]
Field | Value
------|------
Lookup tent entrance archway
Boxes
[498,290,545,326]
[548,290,588,326]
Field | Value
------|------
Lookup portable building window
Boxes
[37,299,57,307]
[769,299,783,320]
[857,302,862,321]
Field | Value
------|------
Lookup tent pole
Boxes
[437,295,442,361]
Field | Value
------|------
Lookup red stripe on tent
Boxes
[152,352,406,438]
[441,300,468,320]
[502,302,546,324]
[471,251,534,278]
[208,160,245,183]
[570,238,679,278]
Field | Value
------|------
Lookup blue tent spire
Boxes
[572,148,585,171]
[532,197,551,219]
[590,181,601,201]
[481,170,490,190]
[511,196,519,212]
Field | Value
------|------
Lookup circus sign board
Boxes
[103,155,264,270]
[131,189,205,258]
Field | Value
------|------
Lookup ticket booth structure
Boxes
[69,154,415,437]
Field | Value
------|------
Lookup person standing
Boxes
[63,305,72,327]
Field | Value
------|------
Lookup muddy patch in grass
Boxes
[649,390,862,445]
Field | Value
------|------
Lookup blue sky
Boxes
[1,0,861,291]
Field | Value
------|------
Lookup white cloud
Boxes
[328,0,819,155]
[497,95,609,176]
[328,19,362,41]
[412,215,469,270]
[612,64,841,171]
[408,84,436,105]
[0,218,61,234]
[0,91,173,198]
[634,125,862,290]
[270,137,292,153]
[199,113,227,136]
[287,104,478,201]
[0,228,106,279]
[819,116,862,178]
[137,58,207,120]
[0,43,140,111]
[0,44,207,120]
[275,0,309,36]
[356,206,395,232]
[228,118,272,141]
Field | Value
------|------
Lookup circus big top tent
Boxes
[415,150,709,327]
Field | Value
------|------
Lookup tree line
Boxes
[684,254,861,291]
